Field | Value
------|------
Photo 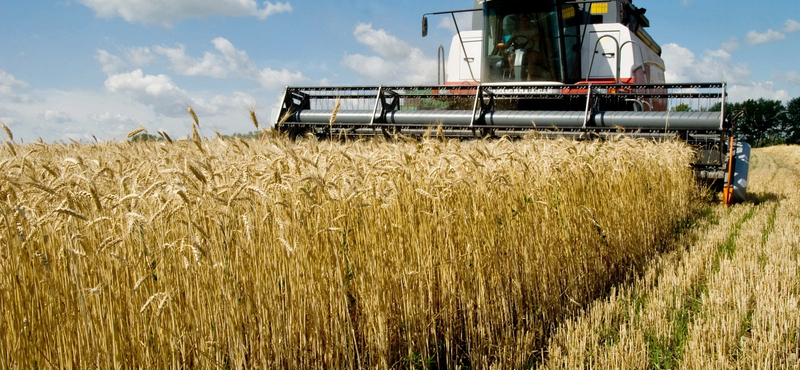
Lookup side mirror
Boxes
[422,16,428,37]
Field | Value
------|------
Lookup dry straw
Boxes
[126,125,147,140]
[250,109,259,130]
[2,123,12,141]
[158,130,173,144]
[330,98,341,127]
[188,106,199,127]
[14,131,793,369]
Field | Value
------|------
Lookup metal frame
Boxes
[277,82,727,135]
[276,82,733,181]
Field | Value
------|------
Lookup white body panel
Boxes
[582,27,622,79]
[581,24,665,83]
[446,30,483,84]
[445,26,665,85]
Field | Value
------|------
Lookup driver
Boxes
[498,15,544,81]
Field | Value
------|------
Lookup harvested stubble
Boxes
[0,135,697,368]
[542,145,800,369]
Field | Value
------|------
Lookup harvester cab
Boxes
[275,0,750,204]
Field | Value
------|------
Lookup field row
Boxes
[542,145,800,369]
[0,136,695,368]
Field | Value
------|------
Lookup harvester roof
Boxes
[477,0,651,28]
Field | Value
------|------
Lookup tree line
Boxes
[675,97,800,148]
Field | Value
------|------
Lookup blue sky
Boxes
[1,0,798,143]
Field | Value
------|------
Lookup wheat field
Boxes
[0,127,706,369]
[543,145,800,369]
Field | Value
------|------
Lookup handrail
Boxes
[582,84,593,129]
[620,40,648,84]
[586,34,620,84]
[438,45,447,85]
[620,40,652,110]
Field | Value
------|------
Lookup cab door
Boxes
[582,28,619,81]
[457,31,483,82]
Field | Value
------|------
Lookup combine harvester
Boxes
[275,0,749,204]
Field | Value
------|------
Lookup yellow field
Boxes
[543,145,800,369]
[1,133,702,368]
[2,132,796,368]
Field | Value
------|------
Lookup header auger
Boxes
[275,0,749,204]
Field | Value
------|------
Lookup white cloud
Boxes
[663,43,751,84]
[104,69,189,116]
[155,37,308,88]
[97,48,155,75]
[125,47,156,66]
[154,45,229,78]
[256,68,307,88]
[0,70,28,89]
[663,43,789,102]
[105,69,184,97]
[212,37,253,73]
[90,111,138,127]
[784,19,800,33]
[39,110,75,124]
[193,91,255,116]
[352,23,415,60]
[0,107,20,123]
[101,68,274,126]
[436,13,473,33]
[341,23,437,85]
[706,48,732,61]
[341,54,391,79]
[0,85,278,143]
[771,71,800,86]
[728,82,790,103]
[720,39,740,53]
[725,20,797,49]
[79,0,292,26]
[0,70,33,103]
[251,2,292,19]
[89,39,301,137]
[97,50,127,75]
[745,29,786,45]
[9,91,152,143]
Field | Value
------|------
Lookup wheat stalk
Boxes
[188,106,199,127]
[54,207,87,221]
[329,99,341,128]
[158,130,173,144]
[126,126,147,140]
[2,123,12,141]
[89,186,103,211]
[132,275,148,293]
[14,133,796,369]
[192,123,201,143]
[188,164,207,184]
[5,141,16,156]
[250,109,259,130]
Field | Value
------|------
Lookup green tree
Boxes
[672,103,692,112]
[129,133,160,142]
[711,99,787,147]
[783,97,800,144]
[708,101,737,115]
[739,99,787,147]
